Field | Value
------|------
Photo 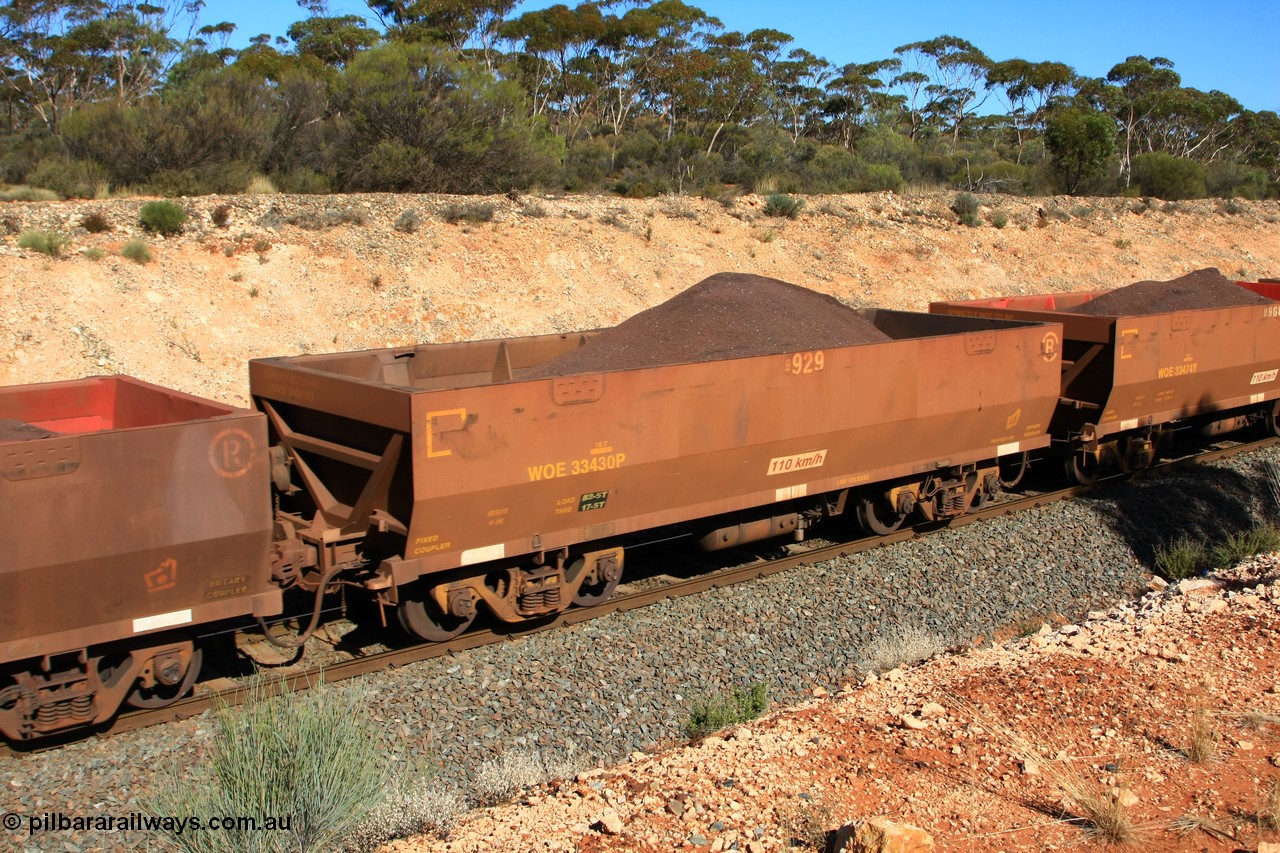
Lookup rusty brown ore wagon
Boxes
[251,303,1063,642]
[0,376,280,741]
[930,273,1280,482]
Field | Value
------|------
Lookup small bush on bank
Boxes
[442,201,496,224]
[1155,535,1208,579]
[684,683,769,738]
[861,625,946,674]
[341,780,459,852]
[951,191,980,217]
[471,748,582,807]
[394,208,421,233]
[139,200,187,235]
[211,204,232,228]
[1210,524,1280,569]
[121,238,152,264]
[79,211,111,233]
[18,229,68,257]
[763,193,803,219]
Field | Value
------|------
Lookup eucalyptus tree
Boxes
[985,58,1075,162]
[1099,55,1181,185]
[821,58,900,150]
[0,0,200,134]
[367,0,517,68]
[288,0,379,68]
[894,35,990,142]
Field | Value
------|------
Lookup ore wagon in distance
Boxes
[931,271,1280,482]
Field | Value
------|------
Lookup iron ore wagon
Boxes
[930,271,1280,482]
[251,273,1063,642]
[0,376,279,741]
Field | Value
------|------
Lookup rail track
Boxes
[5,434,1275,757]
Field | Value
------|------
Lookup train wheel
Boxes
[1065,452,1100,486]
[397,583,476,642]
[125,646,203,710]
[1266,400,1280,437]
[857,496,906,535]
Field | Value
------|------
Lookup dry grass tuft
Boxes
[861,625,947,675]
[1186,707,1219,764]
[1259,778,1280,830]
[470,746,583,807]
[778,794,835,850]
[1170,813,1236,842]
[948,696,1143,845]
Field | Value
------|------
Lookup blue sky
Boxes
[215,0,1279,113]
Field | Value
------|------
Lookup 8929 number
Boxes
[784,350,825,375]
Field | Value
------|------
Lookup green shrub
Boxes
[1132,152,1206,200]
[684,683,769,738]
[1155,534,1208,579]
[960,160,1032,195]
[18,229,68,257]
[1210,525,1280,569]
[139,200,187,235]
[959,211,981,228]
[441,201,495,224]
[121,238,152,264]
[141,168,207,197]
[1205,161,1268,200]
[951,192,981,217]
[763,193,803,219]
[79,211,111,233]
[273,168,332,195]
[394,208,421,233]
[0,185,59,202]
[989,210,1009,229]
[27,156,107,198]
[145,679,385,853]
[83,247,105,261]
[857,163,904,193]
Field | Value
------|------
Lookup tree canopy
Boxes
[1,0,1274,199]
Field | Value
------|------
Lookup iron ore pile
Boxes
[530,271,889,376]
[6,442,1278,852]
[1070,267,1272,315]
